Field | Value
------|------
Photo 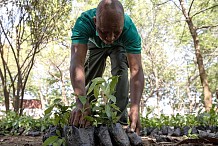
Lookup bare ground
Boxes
[0,135,42,146]
[0,135,216,146]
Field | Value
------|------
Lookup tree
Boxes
[0,0,71,114]
[178,0,218,111]
[38,44,72,106]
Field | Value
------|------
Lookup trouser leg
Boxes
[109,47,129,125]
[85,42,107,87]
[84,44,107,98]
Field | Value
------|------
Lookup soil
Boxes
[0,135,42,146]
[0,135,216,146]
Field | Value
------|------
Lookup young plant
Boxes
[43,98,72,146]
[65,76,121,146]
[86,76,121,126]
[71,94,90,127]
[0,111,48,136]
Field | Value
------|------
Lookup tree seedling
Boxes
[86,76,121,126]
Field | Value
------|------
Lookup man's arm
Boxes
[70,43,87,99]
[70,43,90,127]
[127,53,144,133]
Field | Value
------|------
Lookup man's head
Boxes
[94,0,124,44]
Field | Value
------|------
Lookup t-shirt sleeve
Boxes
[123,20,141,54]
[71,17,92,44]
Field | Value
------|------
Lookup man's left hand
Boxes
[128,105,141,135]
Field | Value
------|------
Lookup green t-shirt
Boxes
[71,8,141,54]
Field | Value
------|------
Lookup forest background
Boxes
[0,0,217,118]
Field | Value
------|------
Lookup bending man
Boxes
[69,0,144,134]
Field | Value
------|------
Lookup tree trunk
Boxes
[140,96,145,116]
[0,44,10,111]
[61,80,68,105]
[154,68,160,116]
[14,26,22,113]
[3,87,10,111]
[14,95,20,112]
[179,0,212,111]
[186,77,193,113]
[39,87,46,110]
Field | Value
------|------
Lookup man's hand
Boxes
[128,105,141,135]
[69,103,91,128]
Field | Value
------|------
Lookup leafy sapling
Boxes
[72,94,90,127]
[86,76,121,126]
[43,98,72,146]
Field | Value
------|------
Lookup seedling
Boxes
[65,76,123,146]
[85,76,121,126]
[43,98,72,146]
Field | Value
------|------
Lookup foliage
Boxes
[0,0,72,114]
[197,104,218,126]
[44,98,72,128]
[85,76,121,126]
[36,44,72,105]
[0,110,52,136]
[207,63,218,94]
[0,0,217,133]
[43,135,65,146]
[42,98,73,146]
[42,76,120,145]
[140,105,218,129]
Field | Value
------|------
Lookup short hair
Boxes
[96,0,124,18]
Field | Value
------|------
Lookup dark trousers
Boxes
[85,42,129,124]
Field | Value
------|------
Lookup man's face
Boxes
[94,10,124,44]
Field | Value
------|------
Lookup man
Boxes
[69,0,144,134]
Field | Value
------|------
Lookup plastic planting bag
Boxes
[95,125,113,146]
[126,131,143,146]
[108,123,130,146]
[64,125,95,146]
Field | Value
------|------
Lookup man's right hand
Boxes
[69,103,91,128]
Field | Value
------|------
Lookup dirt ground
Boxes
[0,136,160,146]
[0,135,216,146]
[0,135,42,146]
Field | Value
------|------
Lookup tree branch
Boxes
[188,0,195,16]
[171,0,182,11]
[156,0,171,6]
[191,4,218,18]
[178,22,187,45]
[197,24,218,30]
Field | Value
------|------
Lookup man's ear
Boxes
[93,16,96,25]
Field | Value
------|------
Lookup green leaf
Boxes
[99,84,106,91]
[94,84,100,98]
[109,76,119,93]
[108,95,116,103]
[87,82,97,95]
[92,106,103,112]
[105,84,110,95]
[53,143,59,146]
[56,129,61,137]
[92,77,105,84]
[61,106,70,112]
[84,116,94,122]
[53,98,62,104]
[111,104,120,112]
[43,136,59,146]
[105,104,111,119]
[88,77,105,95]
[57,138,65,145]
[53,115,60,125]
[188,128,192,135]
[78,96,87,106]
[44,105,55,115]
